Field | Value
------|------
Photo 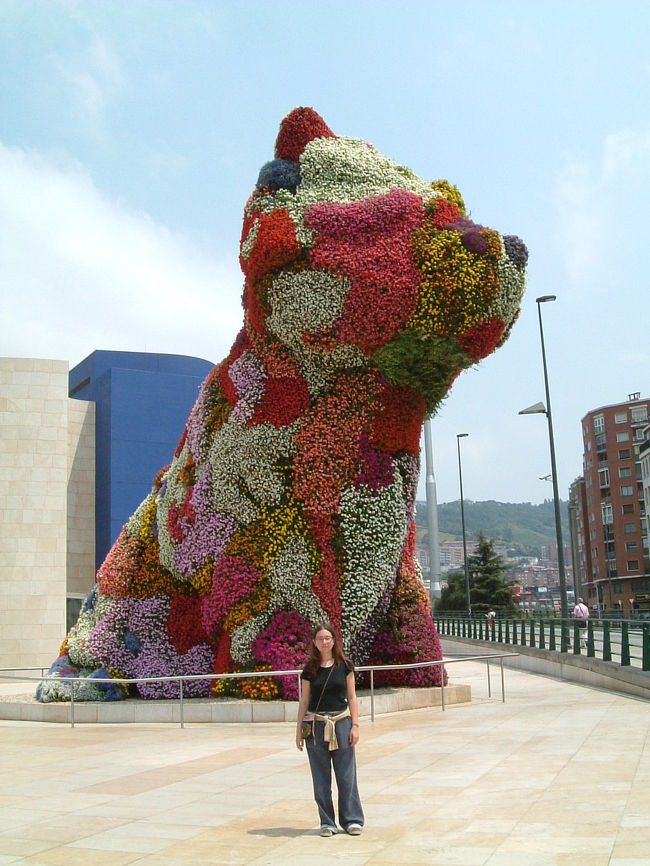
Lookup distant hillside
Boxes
[415,499,569,552]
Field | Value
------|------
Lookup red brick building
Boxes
[570,394,650,612]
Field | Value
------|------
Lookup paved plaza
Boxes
[0,662,649,866]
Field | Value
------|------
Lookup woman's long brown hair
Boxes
[304,623,352,680]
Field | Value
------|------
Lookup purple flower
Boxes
[503,235,528,269]
[172,466,237,576]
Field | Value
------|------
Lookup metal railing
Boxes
[0,652,518,729]
[435,615,650,671]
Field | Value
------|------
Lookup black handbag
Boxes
[301,663,335,742]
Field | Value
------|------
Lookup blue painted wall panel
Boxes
[70,351,214,570]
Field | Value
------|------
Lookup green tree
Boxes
[435,534,516,615]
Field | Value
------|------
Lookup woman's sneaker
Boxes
[320,825,336,837]
[346,824,363,835]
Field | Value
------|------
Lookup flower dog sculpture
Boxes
[39,108,527,702]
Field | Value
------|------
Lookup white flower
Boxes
[339,474,408,645]
[230,612,271,666]
[267,535,327,625]
[207,419,297,526]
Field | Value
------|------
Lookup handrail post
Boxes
[539,618,546,649]
[560,618,568,654]
[603,620,612,661]
[370,668,375,722]
[179,678,184,729]
[587,620,595,657]
[529,619,535,648]
[642,624,650,672]
[573,621,580,654]
[549,619,556,651]
[520,620,526,646]
[621,621,630,666]
[497,619,503,643]
[505,620,510,644]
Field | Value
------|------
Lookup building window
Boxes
[614,583,623,594]
[624,523,636,534]
[621,486,634,497]
[601,504,613,525]
[625,542,638,552]
[622,503,635,514]
[627,560,640,571]
[619,467,632,478]
[619,448,631,459]
[615,412,627,424]
[599,468,610,487]
[631,406,648,423]
[616,431,630,442]
[594,414,605,433]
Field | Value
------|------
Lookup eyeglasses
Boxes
[315,636,333,643]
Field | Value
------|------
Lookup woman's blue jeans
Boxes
[306,716,364,830]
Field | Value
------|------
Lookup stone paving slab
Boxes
[0,662,648,865]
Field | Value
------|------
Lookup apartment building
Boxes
[571,394,650,612]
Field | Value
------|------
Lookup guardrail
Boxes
[435,615,650,671]
[0,652,518,729]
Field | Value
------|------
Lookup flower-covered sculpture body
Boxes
[38,108,527,702]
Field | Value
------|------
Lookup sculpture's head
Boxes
[239,107,527,412]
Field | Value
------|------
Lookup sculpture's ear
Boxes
[275,107,336,161]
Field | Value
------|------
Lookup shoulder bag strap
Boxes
[313,662,336,716]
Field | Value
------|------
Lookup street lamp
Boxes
[456,433,471,618]
[519,295,569,646]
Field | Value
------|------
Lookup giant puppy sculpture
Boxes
[39,108,527,702]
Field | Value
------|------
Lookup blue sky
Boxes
[2,0,649,505]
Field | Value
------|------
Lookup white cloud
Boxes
[50,36,125,141]
[555,120,650,288]
[554,160,605,285]
[0,142,243,368]
[603,126,650,176]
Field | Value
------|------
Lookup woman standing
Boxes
[296,623,364,837]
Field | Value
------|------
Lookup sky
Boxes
[1,0,649,506]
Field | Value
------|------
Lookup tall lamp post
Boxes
[456,433,471,618]
[423,419,442,608]
[519,295,569,649]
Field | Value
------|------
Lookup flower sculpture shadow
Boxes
[38,108,527,703]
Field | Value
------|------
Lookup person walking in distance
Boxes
[296,623,364,837]
[574,597,589,649]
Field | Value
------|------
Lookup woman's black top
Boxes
[301,659,354,713]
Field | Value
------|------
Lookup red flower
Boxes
[167,593,209,654]
[306,190,425,351]
[213,632,235,675]
[275,107,336,161]
[251,373,310,427]
[240,208,301,286]
[457,317,505,362]
[307,513,342,630]
[428,197,460,229]
[370,385,426,456]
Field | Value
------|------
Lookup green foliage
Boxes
[416,498,569,554]
[373,330,470,415]
[436,534,516,615]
